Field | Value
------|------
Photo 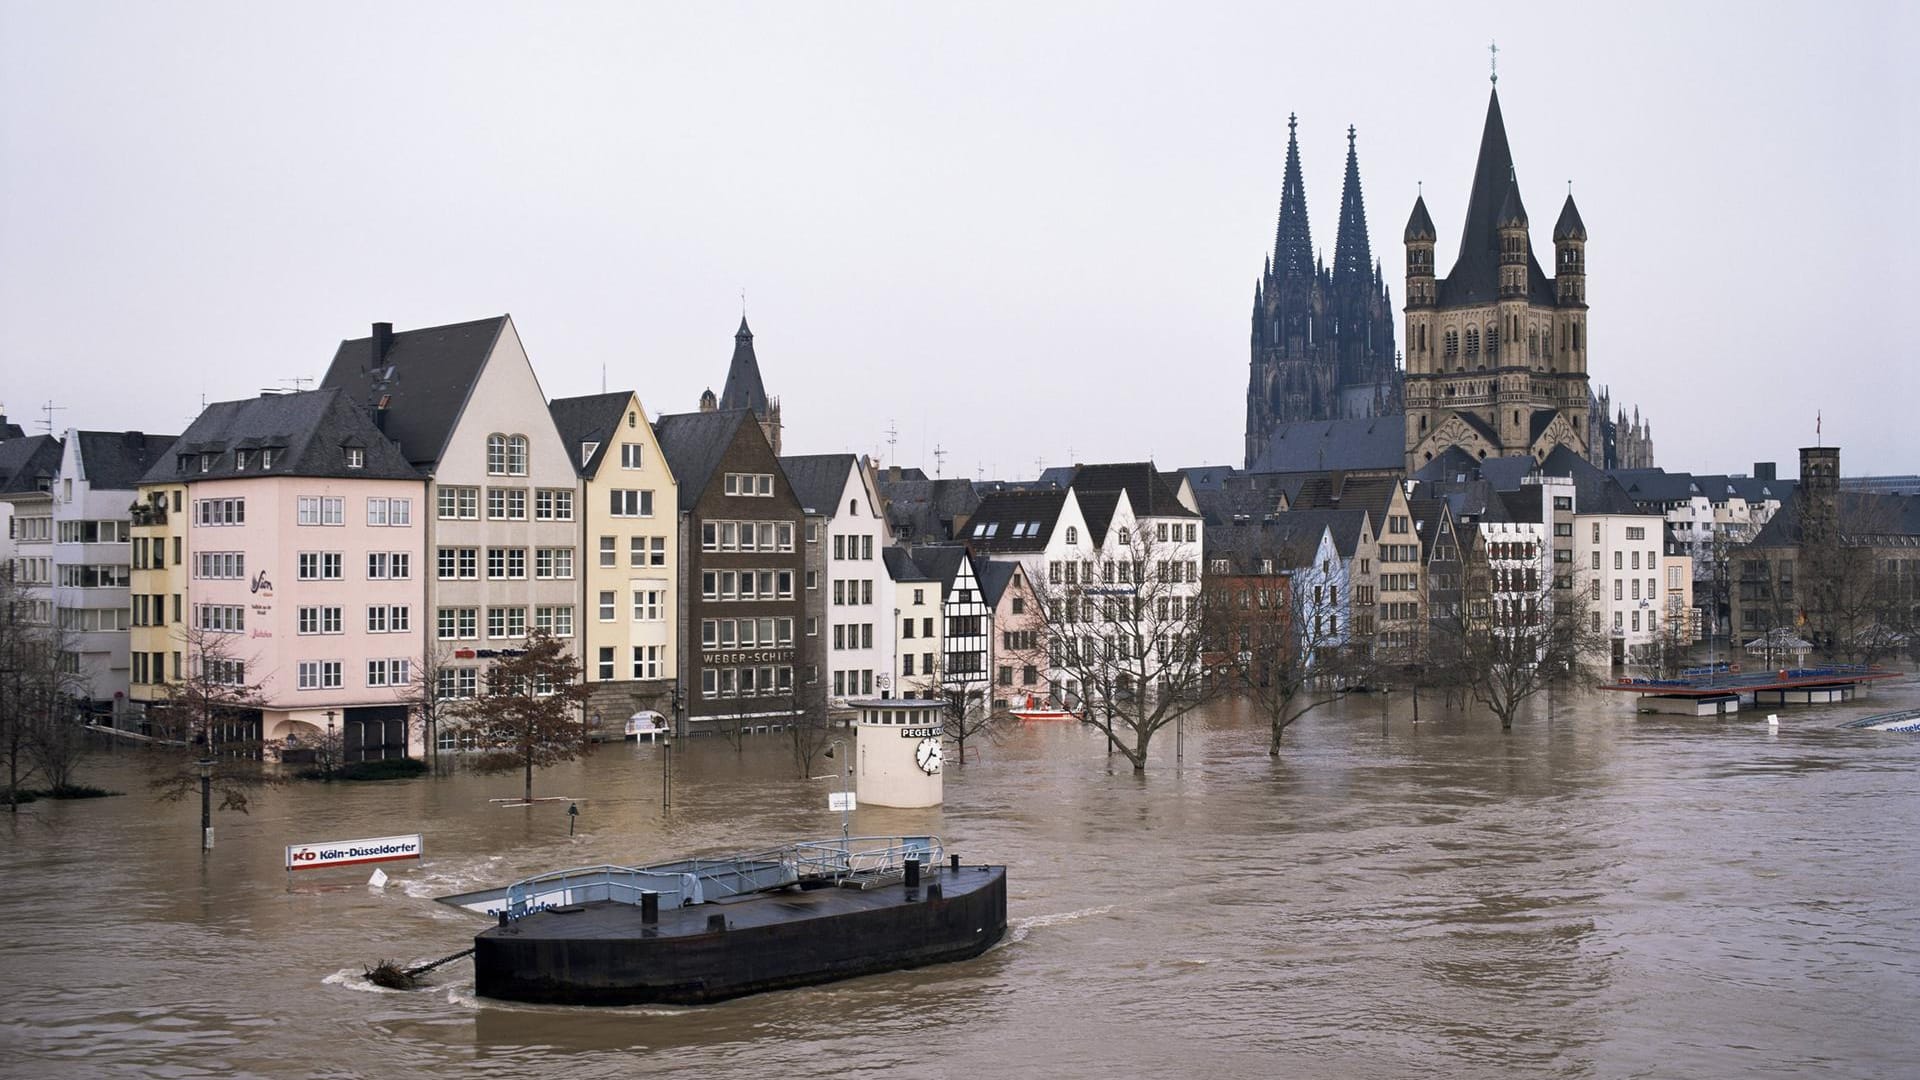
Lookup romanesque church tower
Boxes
[1244,118,1399,468]
[1401,84,1595,472]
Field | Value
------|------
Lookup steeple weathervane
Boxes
[1288,112,1297,134]
[1489,40,1499,85]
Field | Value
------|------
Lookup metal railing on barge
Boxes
[500,836,944,921]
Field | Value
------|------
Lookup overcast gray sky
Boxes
[3,2,1914,478]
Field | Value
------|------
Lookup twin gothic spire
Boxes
[1269,115,1380,294]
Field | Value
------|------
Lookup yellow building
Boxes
[127,481,189,719]
[549,392,679,729]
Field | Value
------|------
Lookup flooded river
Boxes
[3,687,1918,1079]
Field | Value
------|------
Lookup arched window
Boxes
[507,435,528,475]
[849,498,859,515]
[1465,327,1479,358]
[1487,326,1500,359]
[1119,527,1131,545]
[1444,329,1458,361]
[1065,526,1079,545]
[486,433,508,475]
[627,412,637,428]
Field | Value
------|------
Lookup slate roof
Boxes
[1527,409,1560,445]
[653,409,754,511]
[1204,520,1329,573]
[906,544,971,593]
[1067,461,1197,518]
[1749,490,1920,550]
[1290,473,1400,515]
[75,431,179,491]
[877,476,979,544]
[975,559,1018,609]
[779,453,859,516]
[0,435,63,495]
[0,415,24,440]
[1404,194,1437,243]
[1438,89,1556,308]
[321,316,508,469]
[1408,497,1454,560]
[1074,490,1121,547]
[1249,415,1405,473]
[718,318,770,415]
[963,489,1067,553]
[882,546,935,584]
[1497,488,1545,524]
[149,388,418,483]
[547,392,634,477]
[1179,464,1240,493]
[1553,194,1587,242]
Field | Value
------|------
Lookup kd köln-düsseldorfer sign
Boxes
[285,834,424,871]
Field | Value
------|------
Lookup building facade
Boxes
[550,392,679,728]
[782,454,893,709]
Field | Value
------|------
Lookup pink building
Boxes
[147,389,426,758]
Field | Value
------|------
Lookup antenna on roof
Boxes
[1489,40,1499,85]
[933,444,947,478]
[885,419,899,463]
[601,363,607,394]
[39,400,67,435]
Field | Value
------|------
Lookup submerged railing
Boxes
[498,836,945,921]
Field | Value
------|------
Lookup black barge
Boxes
[456,837,1006,1005]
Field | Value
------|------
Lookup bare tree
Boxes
[1016,526,1213,773]
[453,630,591,804]
[0,570,82,809]
[404,642,459,772]
[785,689,840,779]
[1443,550,1605,732]
[1205,541,1365,755]
[928,651,1002,765]
[147,624,278,845]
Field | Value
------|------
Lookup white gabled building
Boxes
[782,454,893,706]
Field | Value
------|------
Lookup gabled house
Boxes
[781,453,893,708]
[322,317,583,747]
[549,391,679,728]
[903,544,992,714]
[655,408,812,732]
[136,388,423,758]
[883,547,943,699]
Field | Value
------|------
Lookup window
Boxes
[535,489,574,521]
[297,496,344,526]
[298,606,343,635]
[806,570,818,591]
[632,645,661,680]
[298,552,343,580]
[192,498,246,526]
[367,551,411,579]
[194,551,245,579]
[1626,526,1647,540]
[1065,526,1078,545]
[345,447,365,469]
[599,591,616,621]
[650,536,667,566]
[366,658,409,687]
[436,667,478,700]
[487,487,528,520]
[487,434,528,475]
[621,443,644,469]
[535,605,574,636]
[610,489,653,517]
[438,487,478,520]
[633,590,663,621]
[297,660,342,690]
[438,607,477,640]
[536,548,574,579]
[486,607,528,639]
[598,648,615,681]
[486,547,527,579]
[437,547,478,579]
[723,472,774,497]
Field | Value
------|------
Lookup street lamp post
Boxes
[198,757,214,852]
[822,738,852,845]
[324,709,338,782]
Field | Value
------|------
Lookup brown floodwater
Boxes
[3,686,1918,1079]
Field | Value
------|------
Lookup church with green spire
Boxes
[1243,117,1401,469]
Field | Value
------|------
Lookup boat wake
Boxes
[999,904,1114,948]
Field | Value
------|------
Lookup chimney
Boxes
[1328,469,1346,503]
[371,322,394,367]
[123,430,146,449]
[1753,462,1776,482]
[888,464,901,484]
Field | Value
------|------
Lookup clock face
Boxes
[915,737,943,775]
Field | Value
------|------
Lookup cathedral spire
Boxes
[1332,125,1373,289]
[1272,113,1313,281]
[718,316,769,415]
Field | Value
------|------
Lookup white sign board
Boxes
[828,792,858,812]
[285,833,424,872]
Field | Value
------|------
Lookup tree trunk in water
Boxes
[523,758,533,804]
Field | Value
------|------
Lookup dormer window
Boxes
[235,451,250,471]
[582,442,600,467]
[261,448,274,469]
[345,447,365,469]
[200,453,215,473]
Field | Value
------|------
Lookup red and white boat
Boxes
[1008,695,1078,722]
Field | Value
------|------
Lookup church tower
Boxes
[715,317,782,455]
[1402,81,1593,472]
[1245,118,1399,468]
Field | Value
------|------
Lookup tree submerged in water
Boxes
[450,630,591,803]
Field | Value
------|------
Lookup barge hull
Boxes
[474,866,1007,1005]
